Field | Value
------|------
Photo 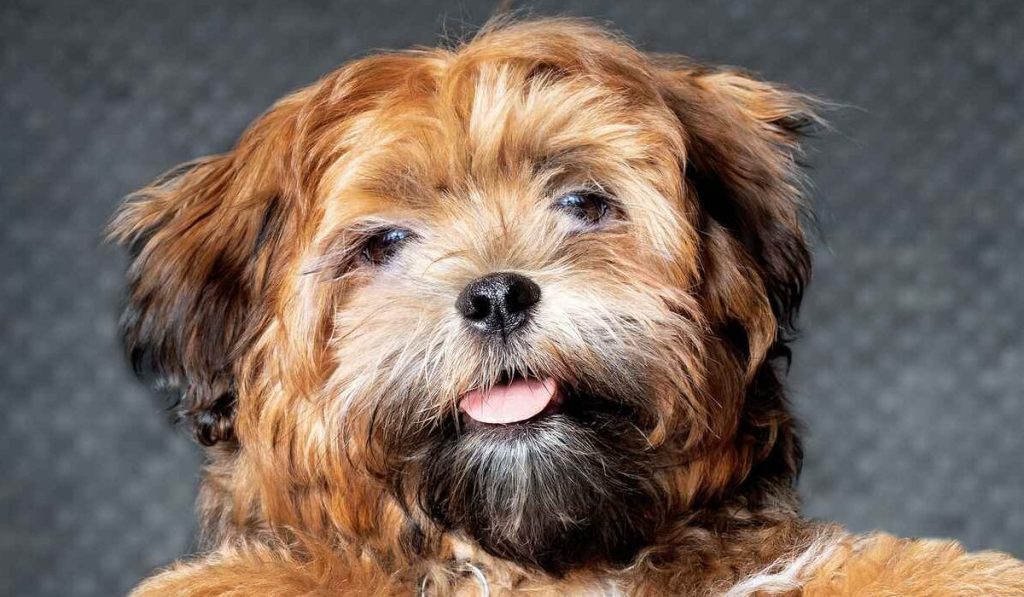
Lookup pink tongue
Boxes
[459,378,558,424]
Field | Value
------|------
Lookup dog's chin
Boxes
[417,384,663,574]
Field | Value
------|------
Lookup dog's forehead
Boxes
[318,53,686,227]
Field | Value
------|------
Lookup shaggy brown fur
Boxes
[111,18,1024,596]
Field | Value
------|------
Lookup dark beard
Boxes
[414,395,664,574]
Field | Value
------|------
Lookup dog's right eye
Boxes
[361,227,414,266]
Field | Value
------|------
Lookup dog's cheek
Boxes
[303,276,463,469]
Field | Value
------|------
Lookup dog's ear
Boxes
[658,63,818,370]
[108,103,298,446]
[657,63,818,490]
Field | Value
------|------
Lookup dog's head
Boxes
[111,20,815,574]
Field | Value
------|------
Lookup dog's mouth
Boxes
[425,372,659,573]
[458,375,564,425]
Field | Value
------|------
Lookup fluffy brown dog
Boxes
[111,19,1024,596]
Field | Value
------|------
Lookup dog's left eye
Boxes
[553,191,611,226]
[361,227,415,266]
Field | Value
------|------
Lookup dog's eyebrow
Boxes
[532,153,621,203]
[349,160,442,210]
[528,154,580,194]
[532,145,618,183]
[533,147,585,178]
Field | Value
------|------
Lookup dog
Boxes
[110,18,1024,596]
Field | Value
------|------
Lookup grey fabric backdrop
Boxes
[1,1,1022,595]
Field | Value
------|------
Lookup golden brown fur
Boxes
[803,534,1024,596]
[111,18,1024,596]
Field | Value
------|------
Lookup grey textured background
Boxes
[1,1,1022,595]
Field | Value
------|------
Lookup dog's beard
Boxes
[411,387,664,574]
[349,283,698,573]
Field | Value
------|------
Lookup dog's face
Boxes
[112,20,813,574]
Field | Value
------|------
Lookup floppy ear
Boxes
[658,64,819,488]
[659,63,818,371]
[109,104,297,446]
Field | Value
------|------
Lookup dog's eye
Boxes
[361,227,414,266]
[554,191,611,226]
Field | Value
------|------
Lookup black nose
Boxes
[456,272,541,335]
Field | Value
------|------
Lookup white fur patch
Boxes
[719,534,840,596]
[583,579,624,596]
